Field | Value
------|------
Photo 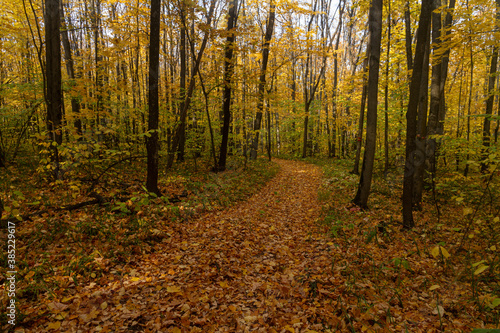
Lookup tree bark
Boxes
[250,0,275,160]
[218,0,239,171]
[384,3,391,173]
[426,0,456,177]
[146,0,161,195]
[45,0,63,179]
[60,1,82,137]
[166,0,216,169]
[352,45,369,175]
[412,33,431,210]
[353,0,382,209]
[402,0,432,229]
[481,0,500,172]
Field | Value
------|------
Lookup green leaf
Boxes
[488,298,500,309]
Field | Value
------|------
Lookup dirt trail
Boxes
[62,159,344,332]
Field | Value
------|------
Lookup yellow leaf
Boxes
[431,246,450,259]
[284,325,295,333]
[100,301,108,310]
[494,217,500,223]
[463,207,473,215]
[61,296,75,303]
[166,285,181,293]
[54,312,68,320]
[474,265,489,275]
[171,328,182,333]
[440,247,451,259]
[490,246,497,251]
[219,281,229,288]
[429,285,440,291]
[47,321,61,330]
[91,273,97,278]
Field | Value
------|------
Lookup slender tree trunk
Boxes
[177,9,187,162]
[146,0,161,195]
[218,0,239,171]
[402,0,432,229]
[464,41,474,177]
[45,0,63,179]
[250,0,275,160]
[427,0,456,177]
[404,0,413,75]
[331,1,343,158]
[353,0,382,209]
[60,2,82,137]
[352,46,369,175]
[384,3,391,173]
[481,0,500,172]
[412,34,431,210]
[166,0,216,169]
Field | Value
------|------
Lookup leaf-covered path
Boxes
[66,159,343,332]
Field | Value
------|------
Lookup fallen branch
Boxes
[1,191,188,228]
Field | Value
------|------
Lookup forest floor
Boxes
[1,158,499,332]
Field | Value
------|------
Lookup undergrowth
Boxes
[313,157,500,331]
[0,155,278,328]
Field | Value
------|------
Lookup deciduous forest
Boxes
[1,0,500,331]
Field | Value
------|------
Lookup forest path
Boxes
[76,159,343,332]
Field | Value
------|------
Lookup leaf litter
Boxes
[3,158,498,332]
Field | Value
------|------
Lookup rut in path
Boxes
[76,159,343,332]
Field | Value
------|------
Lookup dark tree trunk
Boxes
[60,2,82,137]
[166,0,216,169]
[402,0,432,229]
[353,0,382,209]
[412,34,431,210]
[45,0,63,178]
[384,3,391,173]
[331,0,344,158]
[177,11,187,162]
[218,0,239,171]
[352,46,369,175]
[404,0,413,74]
[146,0,161,195]
[481,0,500,172]
[427,0,456,177]
[250,0,275,160]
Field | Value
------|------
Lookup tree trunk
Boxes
[384,3,391,173]
[352,46,369,175]
[177,10,187,162]
[412,34,431,210]
[250,0,275,160]
[218,0,239,171]
[331,1,343,158]
[146,0,161,195]
[404,0,413,74]
[45,0,63,179]
[353,0,382,209]
[481,0,500,172]
[402,0,432,229]
[166,0,216,169]
[426,0,456,177]
[60,2,82,137]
